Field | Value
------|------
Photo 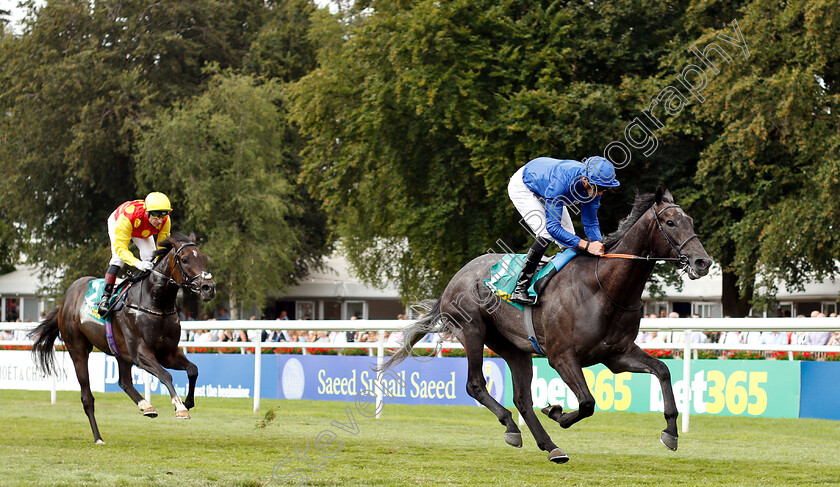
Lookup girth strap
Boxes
[523,305,546,356]
[105,320,121,358]
[126,302,178,317]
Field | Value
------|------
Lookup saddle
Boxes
[483,248,578,310]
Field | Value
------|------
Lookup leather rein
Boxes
[594,204,699,312]
[126,242,212,317]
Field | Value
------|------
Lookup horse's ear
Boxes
[663,189,674,203]
[655,185,664,204]
[188,232,196,242]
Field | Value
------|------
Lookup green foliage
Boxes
[0,0,329,301]
[245,0,319,82]
[341,348,373,356]
[4,0,840,313]
[673,0,840,313]
[0,219,19,274]
[136,72,327,309]
[289,0,706,298]
[726,350,766,360]
[695,350,720,359]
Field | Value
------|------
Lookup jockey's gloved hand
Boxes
[134,260,154,272]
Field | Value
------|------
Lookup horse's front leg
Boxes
[135,345,191,419]
[159,349,198,410]
[543,349,596,429]
[116,358,158,417]
[604,344,679,450]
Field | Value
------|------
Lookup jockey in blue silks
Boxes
[507,156,620,305]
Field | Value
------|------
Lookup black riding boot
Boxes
[97,283,114,316]
[97,264,121,316]
[509,236,551,305]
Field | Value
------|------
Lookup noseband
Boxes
[152,242,213,294]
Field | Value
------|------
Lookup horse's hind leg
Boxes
[461,336,520,446]
[604,345,679,451]
[117,358,158,417]
[67,345,104,444]
[134,345,190,419]
[159,349,198,410]
[492,343,569,463]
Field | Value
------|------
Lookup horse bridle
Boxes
[122,243,212,317]
[650,204,699,267]
[595,202,699,312]
[152,242,213,295]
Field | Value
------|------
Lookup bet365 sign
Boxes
[506,358,800,418]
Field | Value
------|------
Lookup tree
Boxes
[136,72,329,312]
[0,0,282,290]
[672,0,840,315]
[245,0,319,83]
[288,0,708,298]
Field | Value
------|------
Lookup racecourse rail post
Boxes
[682,328,692,433]
[144,371,151,402]
[50,369,57,405]
[254,332,262,413]
[376,330,384,419]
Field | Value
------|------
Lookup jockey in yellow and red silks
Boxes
[97,192,173,315]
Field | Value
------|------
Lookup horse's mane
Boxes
[152,232,193,260]
[603,190,672,248]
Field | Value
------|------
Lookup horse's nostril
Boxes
[696,259,708,269]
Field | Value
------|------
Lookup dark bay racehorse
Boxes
[384,188,712,463]
[31,232,215,444]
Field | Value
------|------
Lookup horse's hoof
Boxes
[541,405,562,421]
[94,439,105,445]
[143,407,158,418]
[504,432,522,448]
[660,431,678,451]
[548,448,569,463]
[175,410,191,419]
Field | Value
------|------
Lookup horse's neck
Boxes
[599,212,658,299]
[140,261,178,309]
[609,211,655,257]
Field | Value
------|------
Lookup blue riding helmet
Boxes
[584,156,620,188]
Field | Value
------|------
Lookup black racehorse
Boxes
[31,232,216,444]
[383,188,712,463]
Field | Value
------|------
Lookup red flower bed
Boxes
[647,349,675,359]
[308,348,339,355]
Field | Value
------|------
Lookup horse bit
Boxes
[595,203,699,312]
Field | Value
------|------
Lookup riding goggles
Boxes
[148,211,170,218]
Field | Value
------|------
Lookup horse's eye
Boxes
[666,220,676,227]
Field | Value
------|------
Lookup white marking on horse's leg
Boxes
[172,395,191,419]
[172,396,188,412]
[137,399,153,411]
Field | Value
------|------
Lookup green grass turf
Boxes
[1,389,839,486]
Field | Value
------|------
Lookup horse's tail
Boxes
[380,298,445,371]
[29,307,61,376]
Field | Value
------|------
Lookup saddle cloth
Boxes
[483,248,578,310]
[83,278,128,323]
